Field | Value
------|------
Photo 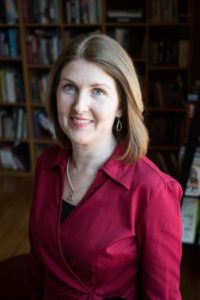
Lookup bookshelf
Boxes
[0,0,194,176]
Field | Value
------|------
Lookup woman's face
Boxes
[56,59,123,149]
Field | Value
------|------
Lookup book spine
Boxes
[8,28,18,57]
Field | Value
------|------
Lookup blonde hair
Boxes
[47,33,149,163]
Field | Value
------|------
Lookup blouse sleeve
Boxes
[137,179,183,300]
[28,235,45,300]
[28,156,45,300]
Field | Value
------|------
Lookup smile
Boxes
[71,117,92,127]
[72,117,91,123]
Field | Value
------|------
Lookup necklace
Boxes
[66,159,95,202]
[66,159,75,202]
[66,159,86,202]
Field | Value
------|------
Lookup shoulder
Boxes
[126,155,182,197]
[104,146,182,197]
[132,155,183,200]
[136,156,174,182]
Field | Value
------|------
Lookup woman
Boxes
[29,33,183,300]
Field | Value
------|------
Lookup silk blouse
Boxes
[29,144,183,300]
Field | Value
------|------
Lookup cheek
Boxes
[57,111,64,129]
[95,103,119,119]
[57,96,70,115]
[56,99,69,128]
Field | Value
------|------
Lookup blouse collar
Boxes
[44,143,136,190]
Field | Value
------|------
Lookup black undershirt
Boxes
[61,200,75,224]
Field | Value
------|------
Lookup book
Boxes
[114,28,129,49]
[185,160,200,197]
[0,69,6,102]
[107,9,143,22]
[7,28,19,58]
[5,69,16,103]
[0,68,24,103]
[0,145,18,170]
[0,141,30,171]
[154,81,165,107]
[16,108,25,139]
[33,110,56,139]
[88,0,97,23]
[0,142,30,171]
[150,0,178,23]
[26,29,60,64]
[179,40,189,67]
[181,196,200,244]
[0,1,6,24]
[70,0,81,24]
[12,141,30,170]
[4,0,18,24]
[0,110,7,136]
[179,146,200,197]
[65,0,72,23]
[1,112,15,138]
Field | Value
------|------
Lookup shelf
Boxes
[0,57,22,62]
[148,22,190,27]
[0,102,26,107]
[148,107,186,113]
[0,170,32,176]
[148,66,188,71]
[63,23,101,28]
[0,24,19,28]
[31,103,46,108]
[33,139,56,145]
[24,23,61,28]
[28,64,53,69]
[149,145,182,151]
[0,137,29,143]
[0,0,192,177]
[105,22,147,27]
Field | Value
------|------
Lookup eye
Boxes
[92,88,105,96]
[62,83,77,95]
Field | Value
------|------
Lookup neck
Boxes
[70,136,118,171]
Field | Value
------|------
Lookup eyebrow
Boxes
[59,78,112,90]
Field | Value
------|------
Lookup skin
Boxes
[56,58,123,203]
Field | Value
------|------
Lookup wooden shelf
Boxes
[0,0,193,177]
[0,170,32,176]
[148,22,190,27]
[148,66,188,71]
[148,107,186,113]
[63,23,101,28]
[31,103,46,108]
[33,139,56,145]
[149,145,182,151]
[0,24,19,28]
[105,22,147,27]
[0,102,26,107]
[0,57,22,62]
[24,23,62,28]
[28,64,53,69]
[0,137,29,143]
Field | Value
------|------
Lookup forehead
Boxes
[59,59,116,86]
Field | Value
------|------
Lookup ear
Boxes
[116,108,123,118]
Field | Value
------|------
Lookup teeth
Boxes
[73,118,90,124]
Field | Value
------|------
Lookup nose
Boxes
[72,91,89,113]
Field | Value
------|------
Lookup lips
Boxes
[71,117,92,127]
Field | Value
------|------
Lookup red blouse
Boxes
[29,144,183,300]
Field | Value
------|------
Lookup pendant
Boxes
[68,192,74,202]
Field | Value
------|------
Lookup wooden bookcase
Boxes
[0,0,194,176]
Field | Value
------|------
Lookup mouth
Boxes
[71,117,93,127]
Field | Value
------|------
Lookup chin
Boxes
[71,138,91,146]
